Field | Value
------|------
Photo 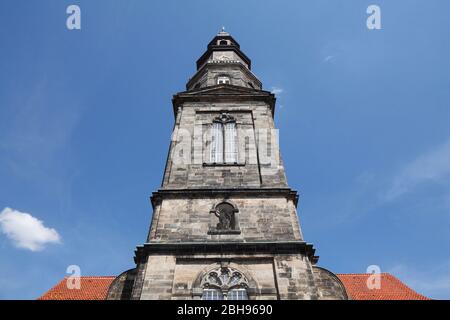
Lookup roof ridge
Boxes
[380,273,430,300]
[39,273,431,300]
[336,272,392,276]
[61,276,116,279]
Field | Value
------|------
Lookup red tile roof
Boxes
[337,273,430,300]
[38,273,430,300]
[38,276,115,300]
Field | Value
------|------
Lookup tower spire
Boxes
[106,32,348,301]
[187,30,260,90]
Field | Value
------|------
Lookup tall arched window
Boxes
[210,113,237,164]
[200,267,249,300]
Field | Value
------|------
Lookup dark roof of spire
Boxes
[196,31,251,70]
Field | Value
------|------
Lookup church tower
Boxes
[107,30,348,300]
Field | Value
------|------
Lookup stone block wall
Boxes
[274,254,319,300]
[139,255,177,300]
[187,62,261,90]
[312,266,348,300]
[147,195,303,243]
[131,253,348,300]
[162,102,288,189]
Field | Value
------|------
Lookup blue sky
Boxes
[0,0,449,299]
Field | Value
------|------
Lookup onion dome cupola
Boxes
[187,28,262,91]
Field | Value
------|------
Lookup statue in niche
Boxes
[215,203,235,230]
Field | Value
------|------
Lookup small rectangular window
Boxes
[228,289,248,300]
[217,76,230,85]
[202,289,224,300]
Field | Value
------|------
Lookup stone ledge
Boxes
[202,162,246,167]
[150,188,299,208]
[172,86,276,119]
[207,229,241,235]
[134,241,317,264]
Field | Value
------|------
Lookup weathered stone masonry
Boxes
[107,30,348,300]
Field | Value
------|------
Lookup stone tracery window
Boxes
[200,267,249,300]
[210,113,238,164]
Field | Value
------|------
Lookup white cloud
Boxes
[270,87,283,95]
[383,139,450,201]
[323,55,335,63]
[0,207,61,251]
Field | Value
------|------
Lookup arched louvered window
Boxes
[210,113,237,164]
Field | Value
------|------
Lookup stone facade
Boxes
[107,30,347,300]
[147,195,302,242]
[187,63,262,90]
[162,100,287,189]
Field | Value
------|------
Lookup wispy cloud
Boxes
[382,139,450,201]
[0,78,80,180]
[0,78,82,213]
[388,262,450,299]
[308,138,450,228]
[0,207,61,251]
[271,87,284,95]
[323,55,335,63]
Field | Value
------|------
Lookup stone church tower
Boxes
[107,30,348,300]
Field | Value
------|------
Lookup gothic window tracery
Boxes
[200,267,249,300]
